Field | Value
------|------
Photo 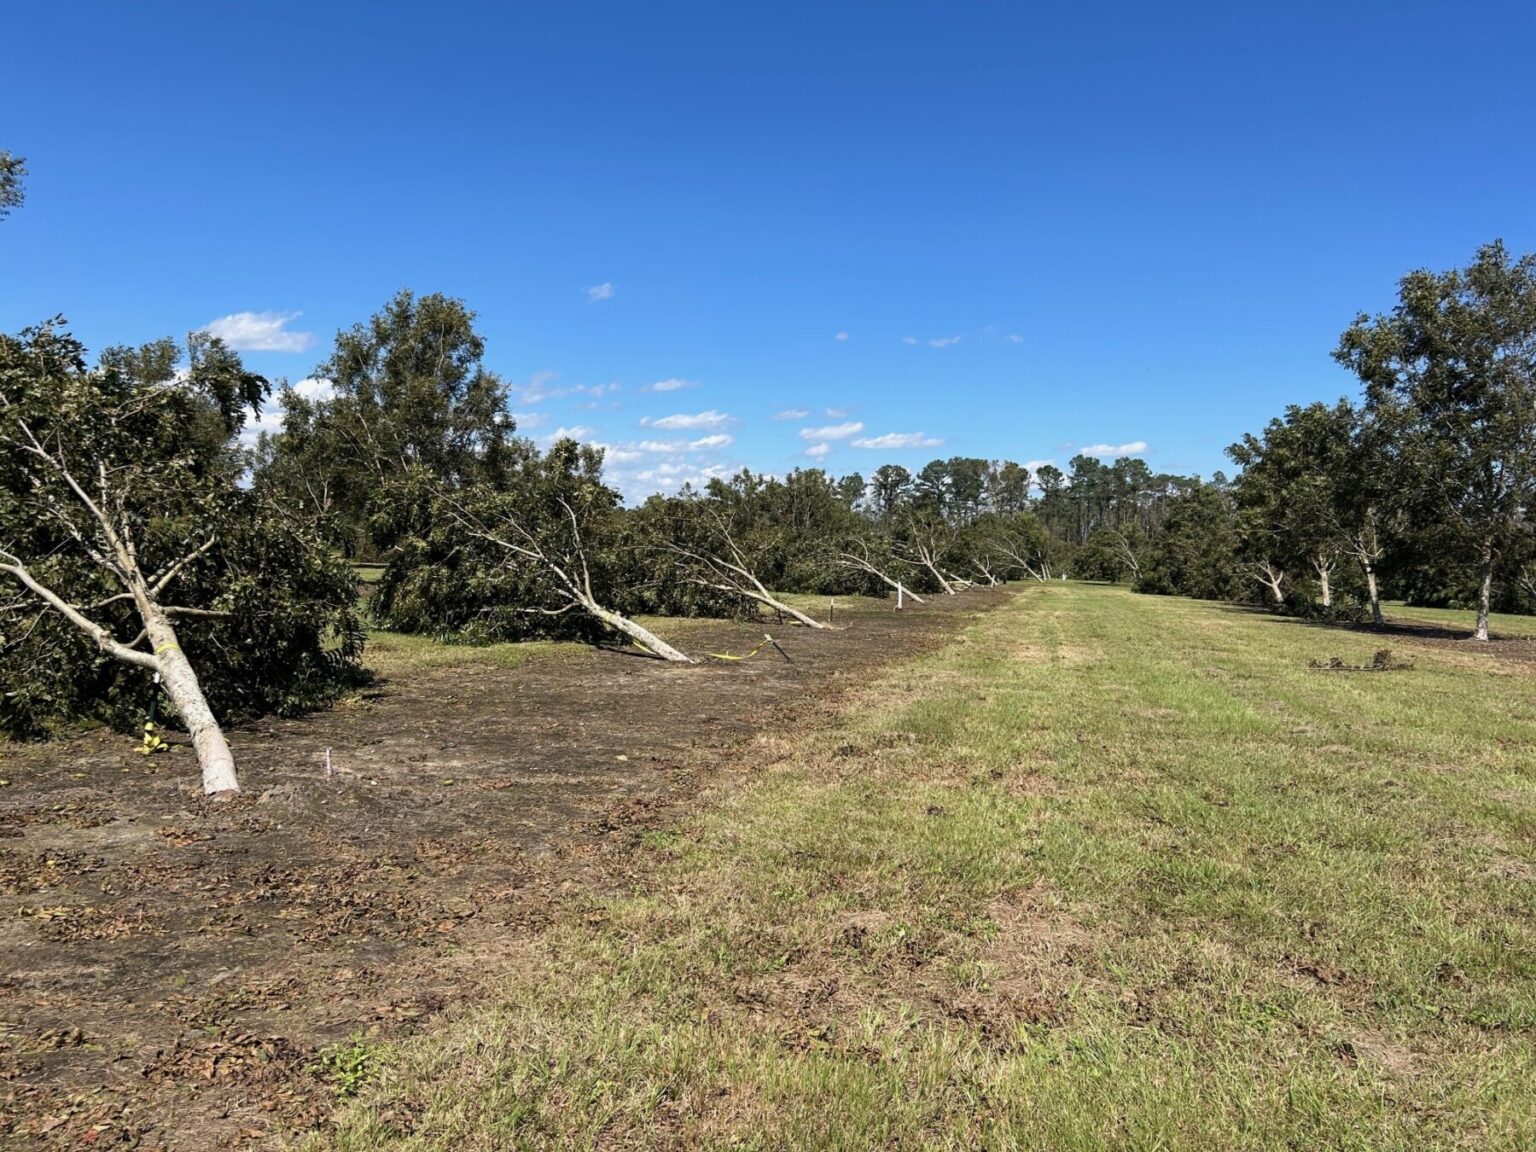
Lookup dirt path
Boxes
[1,591,1004,1149]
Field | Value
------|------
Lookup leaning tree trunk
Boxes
[586,600,695,663]
[747,589,827,629]
[1474,538,1495,642]
[837,553,925,603]
[143,611,239,796]
[922,557,957,595]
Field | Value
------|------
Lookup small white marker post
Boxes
[896,584,905,610]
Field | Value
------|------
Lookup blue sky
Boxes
[4,1,1534,497]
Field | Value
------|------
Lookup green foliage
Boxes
[0,150,24,219]
[309,1033,376,1100]
[1135,482,1242,600]
[0,322,365,738]
[254,290,518,557]
[1336,240,1536,627]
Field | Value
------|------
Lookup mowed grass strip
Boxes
[305,584,1536,1151]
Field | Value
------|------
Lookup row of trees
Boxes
[3,154,1530,797]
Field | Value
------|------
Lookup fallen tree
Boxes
[381,439,697,662]
[663,509,827,630]
[835,539,925,603]
[1,323,363,795]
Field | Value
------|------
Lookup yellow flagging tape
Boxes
[707,634,774,662]
[153,642,179,655]
[140,722,167,755]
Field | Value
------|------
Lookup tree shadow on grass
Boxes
[1212,601,1536,651]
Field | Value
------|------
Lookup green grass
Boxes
[362,630,579,678]
[306,584,1536,1150]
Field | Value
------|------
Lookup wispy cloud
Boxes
[689,433,733,450]
[1006,333,1023,344]
[586,282,614,302]
[646,377,696,393]
[901,336,918,346]
[799,421,864,442]
[850,432,943,450]
[928,335,962,349]
[516,372,621,406]
[641,410,733,430]
[204,310,315,353]
[773,407,810,420]
[825,406,851,418]
[511,411,547,430]
[804,442,832,459]
[834,331,849,341]
[1080,440,1149,456]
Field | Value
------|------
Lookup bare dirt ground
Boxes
[1,591,1003,1150]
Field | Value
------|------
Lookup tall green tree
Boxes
[1336,241,1536,640]
[256,291,517,556]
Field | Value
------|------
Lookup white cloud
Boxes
[834,331,849,341]
[773,407,810,420]
[689,433,733,450]
[804,443,832,459]
[850,432,943,450]
[237,377,333,447]
[1080,440,1149,456]
[825,406,851,418]
[204,310,315,353]
[799,421,864,442]
[901,336,918,346]
[646,377,696,393]
[541,425,595,442]
[512,410,547,430]
[1023,459,1056,473]
[928,335,962,349]
[641,410,733,430]
[1007,333,1023,344]
[586,282,614,302]
[290,376,334,402]
[637,439,685,453]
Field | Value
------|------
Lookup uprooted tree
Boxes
[835,536,924,603]
[656,497,828,629]
[374,439,698,661]
[0,322,364,794]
